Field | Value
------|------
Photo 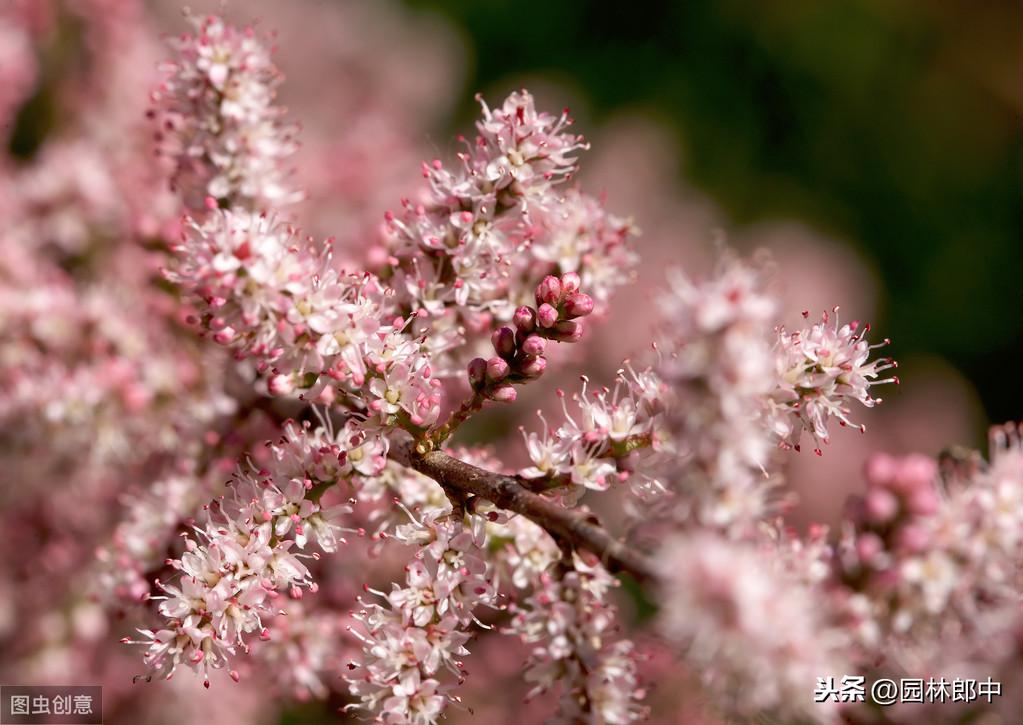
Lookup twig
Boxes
[391,442,658,583]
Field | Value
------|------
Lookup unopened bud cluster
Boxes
[467,273,593,403]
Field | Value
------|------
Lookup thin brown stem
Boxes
[391,441,657,582]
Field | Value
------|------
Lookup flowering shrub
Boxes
[1,4,1019,724]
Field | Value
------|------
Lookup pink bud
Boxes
[486,357,510,381]
[213,326,237,345]
[520,335,546,357]
[467,358,487,389]
[488,384,517,403]
[864,453,896,487]
[535,275,562,306]
[519,355,547,379]
[513,305,536,333]
[895,454,938,492]
[491,327,516,358]
[906,486,939,517]
[537,303,558,328]
[855,532,885,565]
[551,319,583,342]
[894,523,931,553]
[560,271,581,294]
[562,292,594,318]
[268,374,294,396]
[864,487,899,525]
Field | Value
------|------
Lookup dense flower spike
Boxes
[151,12,300,212]
[508,552,648,723]
[656,533,850,721]
[126,421,354,686]
[377,91,637,378]
[774,308,899,454]
[344,509,496,722]
[516,253,889,531]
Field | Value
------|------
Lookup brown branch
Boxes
[392,442,658,583]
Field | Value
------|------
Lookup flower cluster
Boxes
[94,474,208,607]
[126,421,353,686]
[151,12,300,212]
[519,368,666,495]
[377,91,636,377]
[517,254,893,529]
[656,533,850,721]
[254,600,349,701]
[345,510,496,722]
[651,256,782,527]
[166,207,443,428]
[838,427,1023,651]
[508,552,647,724]
[774,308,898,454]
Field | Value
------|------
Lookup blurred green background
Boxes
[408,0,1023,428]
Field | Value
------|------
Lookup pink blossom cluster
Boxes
[151,12,300,212]
[345,509,496,722]
[774,308,899,454]
[127,421,353,687]
[167,208,446,428]
[376,91,637,377]
[656,532,850,720]
[838,428,1023,657]
[517,254,895,530]
[508,552,648,723]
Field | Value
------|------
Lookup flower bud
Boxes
[864,487,898,525]
[551,319,583,342]
[513,305,536,333]
[535,275,562,306]
[855,532,884,565]
[268,374,294,396]
[213,326,237,345]
[537,303,558,328]
[491,326,516,358]
[561,271,581,294]
[467,357,487,389]
[518,355,547,379]
[486,356,510,381]
[520,334,546,357]
[894,523,931,553]
[906,486,939,517]
[488,384,517,403]
[562,292,594,319]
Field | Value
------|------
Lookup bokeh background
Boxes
[3,0,1020,722]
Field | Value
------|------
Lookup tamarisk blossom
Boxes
[517,251,895,531]
[255,600,349,701]
[344,508,497,723]
[94,474,207,606]
[773,307,899,455]
[125,420,354,687]
[151,12,300,212]
[656,533,850,722]
[652,255,782,527]
[508,551,648,724]
[166,206,443,428]
[378,91,637,376]
[837,426,1023,655]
